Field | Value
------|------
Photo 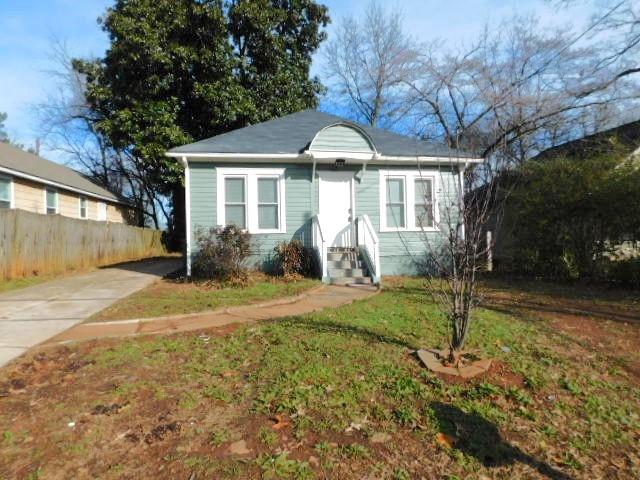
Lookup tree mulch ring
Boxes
[416,349,492,379]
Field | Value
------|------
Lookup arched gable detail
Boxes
[309,123,376,153]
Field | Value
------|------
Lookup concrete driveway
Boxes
[0,258,182,367]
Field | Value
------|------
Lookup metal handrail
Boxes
[311,214,328,282]
[356,214,380,283]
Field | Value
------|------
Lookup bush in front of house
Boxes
[273,240,314,279]
[192,225,252,282]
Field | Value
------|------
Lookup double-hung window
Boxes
[385,177,406,228]
[79,196,88,219]
[0,176,11,209]
[257,177,280,230]
[380,170,438,231]
[45,188,58,215]
[414,178,434,228]
[217,168,286,233]
[224,177,247,229]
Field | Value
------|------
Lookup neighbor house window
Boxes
[0,176,11,209]
[79,196,88,219]
[414,178,434,228]
[380,170,438,231]
[224,177,247,229]
[45,188,58,214]
[385,177,406,228]
[217,168,286,234]
[97,202,107,221]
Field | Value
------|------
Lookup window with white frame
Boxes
[217,168,286,233]
[224,176,247,229]
[0,175,12,209]
[385,177,406,228]
[97,202,107,221]
[257,177,279,230]
[79,196,88,219]
[379,170,438,231]
[45,188,58,215]
[414,178,435,228]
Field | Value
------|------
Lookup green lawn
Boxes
[87,276,321,322]
[1,277,638,479]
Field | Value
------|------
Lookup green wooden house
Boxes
[167,110,481,284]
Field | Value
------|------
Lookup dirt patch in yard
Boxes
[483,284,640,381]
[0,342,397,479]
[429,359,526,388]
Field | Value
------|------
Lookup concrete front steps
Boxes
[327,247,373,286]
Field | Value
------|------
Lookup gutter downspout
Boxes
[179,156,192,277]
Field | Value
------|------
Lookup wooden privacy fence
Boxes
[0,209,167,280]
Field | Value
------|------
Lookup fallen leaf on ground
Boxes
[271,414,291,430]
[435,432,457,448]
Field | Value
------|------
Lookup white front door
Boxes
[318,170,354,247]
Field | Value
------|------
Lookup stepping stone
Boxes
[228,439,251,456]
[417,349,492,379]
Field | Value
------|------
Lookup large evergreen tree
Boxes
[76,0,329,241]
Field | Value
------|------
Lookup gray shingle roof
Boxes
[0,142,125,203]
[168,109,478,158]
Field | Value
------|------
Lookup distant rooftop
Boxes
[535,117,640,160]
[0,142,126,203]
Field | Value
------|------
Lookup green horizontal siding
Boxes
[310,125,374,152]
[353,165,456,276]
[189,162,458,276]
[189,163,313,272]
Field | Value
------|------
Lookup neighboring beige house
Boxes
[0,142,133,223]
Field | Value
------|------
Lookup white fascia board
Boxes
[0,165,127,205]
[166,152,307,160]
[307,150,377,161]
[165,151,484,165]
[372,155,484,165]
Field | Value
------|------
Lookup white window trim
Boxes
[78,196,88,219]
[216,167,286,234]
[379,170,440,233]
[44,187,59,215]
[0,174,14,209]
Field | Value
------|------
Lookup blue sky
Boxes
[0,0,595,163]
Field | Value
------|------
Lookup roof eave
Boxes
[0,165,130,206]
[166,151,483,165]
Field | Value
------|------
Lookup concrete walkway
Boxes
[0,258,182,366]
[44,284,378,345]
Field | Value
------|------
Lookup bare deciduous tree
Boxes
[36,41,168,228]
[408,15,639,163]
[391,13,638,363]
[322,0,420,127]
